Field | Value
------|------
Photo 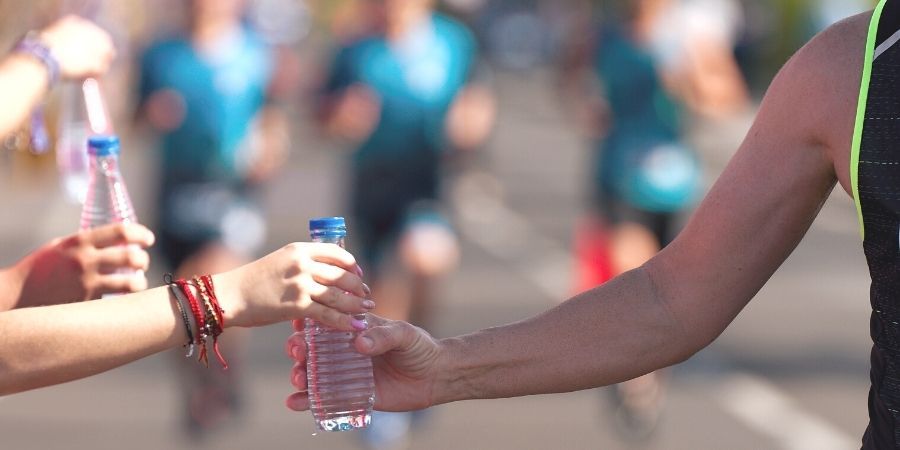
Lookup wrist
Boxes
[211,271,245,329]
[12,32,59,88]
[433,336,482,405]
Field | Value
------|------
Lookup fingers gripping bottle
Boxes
[79,135,141,281]
[305,217,375,432]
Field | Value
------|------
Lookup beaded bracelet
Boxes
[13,32,58,155]
[165,273,196,358]
[13,32,60,87]
[175,277,209,367]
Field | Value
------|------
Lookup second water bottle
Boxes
[305,217,376,432]
[80,135,141,282]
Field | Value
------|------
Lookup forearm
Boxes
[0,54,50,138]
[0,285,184,395]
[435,267,693,404]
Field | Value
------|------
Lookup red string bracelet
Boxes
[199,275,228,369]
[194,275,228,370]
[200,274,226,329]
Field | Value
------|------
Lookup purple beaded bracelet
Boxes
[13,33,59,154]
[13,32,60,87]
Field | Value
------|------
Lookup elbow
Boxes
[668,330,718,367]
[640,261,723,368]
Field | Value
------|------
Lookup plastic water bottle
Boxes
[80,135,141,281]
[305,217,375,432]
[58,79,113,204]
[80,135,137,228]
[57,83,91,204]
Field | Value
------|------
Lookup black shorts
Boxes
[156,181,263,270]
[350,157,441,271]
[595,186,679,248]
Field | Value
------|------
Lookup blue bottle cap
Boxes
[87,135,120,156]
[309,216,346,231]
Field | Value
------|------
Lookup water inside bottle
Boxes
[305,316,375,432]
[81,153,142,289]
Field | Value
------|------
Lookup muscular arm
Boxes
[432,14,867,403]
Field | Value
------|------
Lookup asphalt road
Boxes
[0,69,872,450]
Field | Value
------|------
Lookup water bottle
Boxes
[58,78,113,204]
[80,135,142,281]
[57,83,91,204]
[305,217,375,432]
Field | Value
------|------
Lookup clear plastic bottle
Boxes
[80,135,137,228]
[80,135,141,281]
[305,217,375,432]
[56,82,91,204]
[57,78,114,205]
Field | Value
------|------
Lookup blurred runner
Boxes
[316,0,495,447]
[136,0,289,440]
[561,0,748,440]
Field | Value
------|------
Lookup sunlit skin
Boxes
[286,12,867,417]
[0,241,372,396]
[0,15,114,138]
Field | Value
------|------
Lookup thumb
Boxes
[354,316,415,356]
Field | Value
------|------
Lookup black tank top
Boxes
[853,0,900,447]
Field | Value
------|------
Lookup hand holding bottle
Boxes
[213,242,373,330]
[38,15,115,80]
[12,223,154,308]
[285,315,444,413]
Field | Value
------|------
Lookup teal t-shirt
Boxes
[324,13,476,168]
[593,25,699,212]
[139,27,273,184]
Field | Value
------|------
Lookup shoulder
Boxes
[793,12,869,77]
[432,13,475,48]
[766,13,870,143]
[757,11,871,192]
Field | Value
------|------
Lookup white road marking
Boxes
[716,373,858,450]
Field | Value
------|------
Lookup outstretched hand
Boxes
[285,315,444,413]
[40,15,115,80]
[13,223,154,308]
[216,242,373,330]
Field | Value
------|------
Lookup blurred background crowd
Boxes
[0,0,879,449]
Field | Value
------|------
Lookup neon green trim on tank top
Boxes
[852,0,887,242]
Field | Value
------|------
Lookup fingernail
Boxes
[291,346,304,360]
[363,283,372,297]
[362,300,376,309]
[351,318,368,331]
[356,265,365,278]
[359,336,374,350]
